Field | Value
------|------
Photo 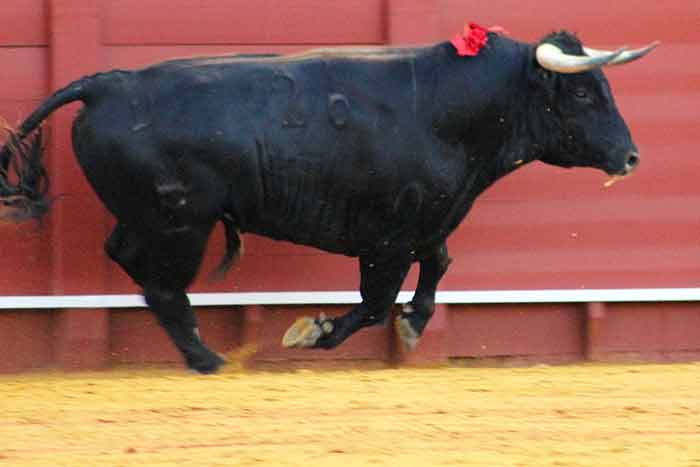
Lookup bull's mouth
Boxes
[603,174,627,188]
[602,157,638,188]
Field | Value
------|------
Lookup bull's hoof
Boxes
[186,349,226,374]
[282,314,334,348]
[395,305,420,351]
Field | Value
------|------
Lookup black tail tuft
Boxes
[0,77,90,222]
[0,124,50,221]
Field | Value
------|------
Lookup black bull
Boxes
[0,30,656,373]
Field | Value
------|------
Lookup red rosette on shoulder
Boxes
[451,22,489,57]
[451,22,508,57]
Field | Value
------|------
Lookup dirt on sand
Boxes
[1,363,699,466]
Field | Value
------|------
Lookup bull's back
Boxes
[140,53,426,254]
[79,50,446,256]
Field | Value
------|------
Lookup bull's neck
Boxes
[429,39,540,195]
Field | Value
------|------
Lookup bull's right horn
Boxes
[536,43,627,73]
[583,41,660,66]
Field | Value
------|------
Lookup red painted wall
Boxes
[0,1,699,371]
[2,0,697,295]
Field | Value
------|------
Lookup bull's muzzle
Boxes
[603,150,639,188]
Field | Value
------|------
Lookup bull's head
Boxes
[531,32,657,182]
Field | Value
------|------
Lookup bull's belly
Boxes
[240,165,455,258]
[246,190,434,259]
[247,193,362,256]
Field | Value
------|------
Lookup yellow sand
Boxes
[1,363,699,466]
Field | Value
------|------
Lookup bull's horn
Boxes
[583,41,660,66]
[536,43,627,73]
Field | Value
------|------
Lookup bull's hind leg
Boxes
[105,222,226,373]
[396,242,451,350]
[144,287,224,374]
[283,258,411,349]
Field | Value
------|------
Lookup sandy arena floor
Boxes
[1,362,699,466]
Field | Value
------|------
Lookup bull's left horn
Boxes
[583,41,660,66]
[536,43,627,73]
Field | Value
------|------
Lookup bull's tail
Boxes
[5,79,89,143]
[0,78,92,221]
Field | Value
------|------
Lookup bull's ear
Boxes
[531,56,556,88]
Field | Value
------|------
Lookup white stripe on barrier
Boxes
[0,288,699,309]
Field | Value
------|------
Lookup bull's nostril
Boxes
[626,152,640,169]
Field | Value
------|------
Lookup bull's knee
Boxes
[144,288,192,324]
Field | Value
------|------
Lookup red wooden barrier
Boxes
[0,0,699,372]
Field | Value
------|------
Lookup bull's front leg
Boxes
[395,242,451,350]
[282,257,411,349]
